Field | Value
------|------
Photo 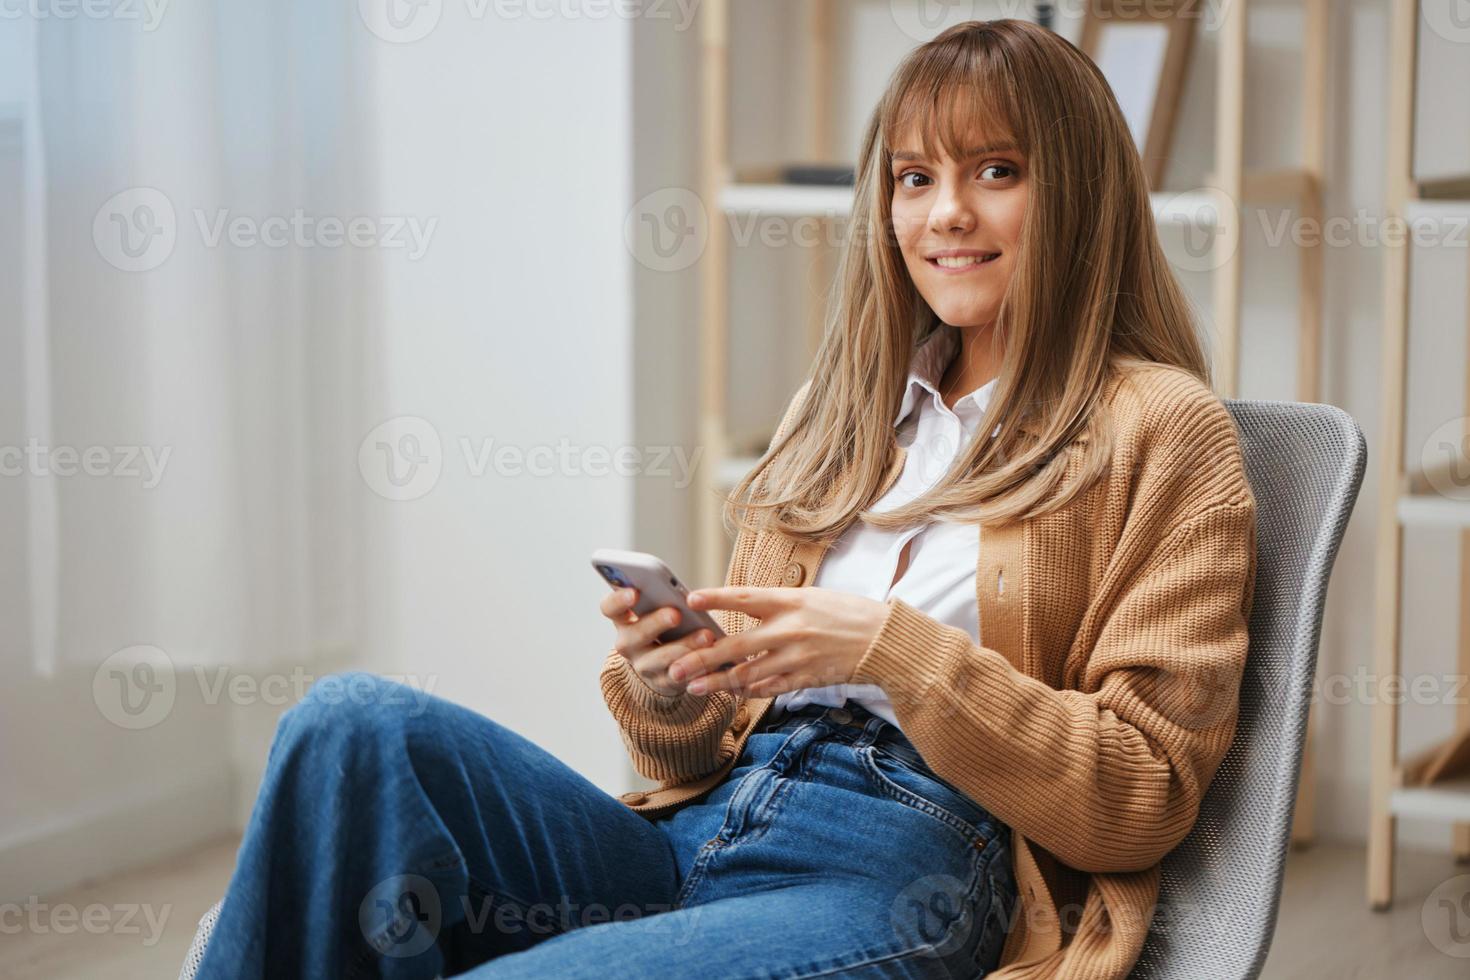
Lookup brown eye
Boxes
[979,164,1016,181]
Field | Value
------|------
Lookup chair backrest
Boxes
[1128,400,1367,980]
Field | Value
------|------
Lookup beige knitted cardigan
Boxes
[600,362,1258,979]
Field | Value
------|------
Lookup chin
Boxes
[930,303,999,328]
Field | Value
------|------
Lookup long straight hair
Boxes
[724,19,1209,543]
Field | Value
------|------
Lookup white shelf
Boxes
[1404,198,1470,223]
[717,182,1220,227]
[1390,777,1470,822]
[718,183,853,217]
[1150,190,1226,227]
[1397,494,1470,528]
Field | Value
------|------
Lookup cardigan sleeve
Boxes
[849,496,1257,875]
[599,379,814,784]
[598,652,741,783]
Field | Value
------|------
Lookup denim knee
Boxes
[275,670,421,754]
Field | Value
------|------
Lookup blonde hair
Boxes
[724,18,1210,544]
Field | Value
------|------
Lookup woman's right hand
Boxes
[601,587,717,698]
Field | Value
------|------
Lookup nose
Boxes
[928,180,976,235]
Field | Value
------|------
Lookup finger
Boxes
[685,586,790,618]
[667,630,756,682]
[685,660,756,696]
[599,587,640,620]
[614,623,714,667]
[690,652,811,696]
[618,605,683,652]
[633,629,715,674]
[668,616,810,682]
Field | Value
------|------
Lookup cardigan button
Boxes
[620,791,649,806]
[733,705,749,730]
[781,561,806,586]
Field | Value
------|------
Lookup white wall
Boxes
[350,8,641,793]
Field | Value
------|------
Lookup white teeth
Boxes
[933,254,994,268]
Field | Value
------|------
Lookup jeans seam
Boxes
[460,874,574,946]
[672,718,826,909]
[869,742,990,816]
[779,849,993,979]
[348,847,467,977]
[856,744,995,849]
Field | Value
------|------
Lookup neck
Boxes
[939,324,1002,410]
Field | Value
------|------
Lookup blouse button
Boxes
[782,561,805,586]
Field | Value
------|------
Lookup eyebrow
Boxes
[890,143,1018,163]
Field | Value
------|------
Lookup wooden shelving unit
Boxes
[1366,0,1470,911]
[696,0,1331,839]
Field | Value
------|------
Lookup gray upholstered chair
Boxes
[1128,400,1366,979]
[180,400,1367,980]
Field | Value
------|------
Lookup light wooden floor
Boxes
[1,836,1466,978]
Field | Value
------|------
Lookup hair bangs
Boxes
[882,38,1027,168]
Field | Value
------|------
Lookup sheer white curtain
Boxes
[5,3,375,675]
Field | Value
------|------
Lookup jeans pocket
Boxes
[857,744,1000,848]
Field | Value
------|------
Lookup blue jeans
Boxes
[197,672,1016,978]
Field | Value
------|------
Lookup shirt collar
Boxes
[893,327,1000,431]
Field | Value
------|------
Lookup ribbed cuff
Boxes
[850,598,970,711]
[604,651,714,725]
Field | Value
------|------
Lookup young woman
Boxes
[195,19,1255,980]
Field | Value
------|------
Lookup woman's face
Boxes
[889,128,1027,329]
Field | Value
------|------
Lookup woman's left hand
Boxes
[671,587,890,698]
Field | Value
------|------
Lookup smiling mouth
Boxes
[928,253,1001,270]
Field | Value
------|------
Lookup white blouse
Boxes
[773,326,997,729]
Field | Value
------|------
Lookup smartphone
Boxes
[591,548,727,645]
